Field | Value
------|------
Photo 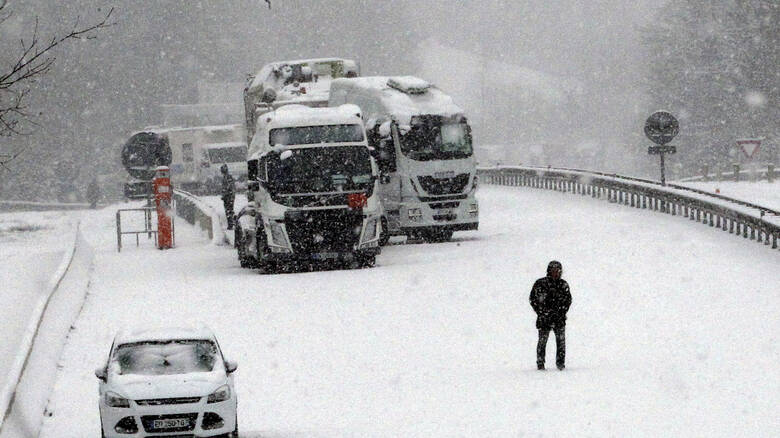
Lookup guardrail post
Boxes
[733,164,740,182]
[768,164,775,183]
[750,226,756,240]
[773,233,777,249]
[708,212,714,226]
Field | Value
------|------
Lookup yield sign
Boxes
[737,139,761,159]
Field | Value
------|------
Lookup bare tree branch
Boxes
[0,4,115,146]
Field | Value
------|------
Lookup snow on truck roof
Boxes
[261,104,362,128]
[247,57,357,92]
[330,76,464,125]
[114,325,216,346]
[248,104,364,159]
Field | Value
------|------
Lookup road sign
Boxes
[736,139,761,159]
[644,111,679,145]
[648,145,677,155]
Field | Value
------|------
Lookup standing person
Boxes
[220,164,236,230]
[86,176,100,209]
[529,260,572,370]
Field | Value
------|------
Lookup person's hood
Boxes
[109,371,226,400]
[546,260,562,277]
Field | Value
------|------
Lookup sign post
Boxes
[644,111,679,186]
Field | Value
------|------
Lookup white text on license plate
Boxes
[437,209,453,216]
[154,418,189,429]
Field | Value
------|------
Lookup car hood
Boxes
[110,371,226,400]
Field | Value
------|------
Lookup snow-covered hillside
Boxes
[31,185,779,437]
[676,180,780,211]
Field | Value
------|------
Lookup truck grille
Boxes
[135,397,201,406]
[284,209,363,254]
[417,173,470,195]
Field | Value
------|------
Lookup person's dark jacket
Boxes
[529,277,572,329]
[221,172,235,200]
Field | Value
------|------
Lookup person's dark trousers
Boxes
[537,325,565,368]
[223,196,235,230]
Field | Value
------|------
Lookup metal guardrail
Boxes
[173,189,215,241]
[478,166,779,251]
[507,165,779,218]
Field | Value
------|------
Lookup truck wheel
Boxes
[360,255,376,268]
[379,217,390,246]
[426,229,453,242]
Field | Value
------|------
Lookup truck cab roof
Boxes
[328,76,464,127]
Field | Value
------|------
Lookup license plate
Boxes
[153,418,189,429]
[437,209,453,216]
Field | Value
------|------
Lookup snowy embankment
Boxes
[675,179,780,212]
[0,212,74,392]
[33,185,779,437]
[0,214,93,438]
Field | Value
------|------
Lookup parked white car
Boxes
[95,326,238,437]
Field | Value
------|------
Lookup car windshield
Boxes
[400,122,473,161]
[266,145,372,195]
[269,124,364,146]
[113,340,219,376]
[208,146,246,163]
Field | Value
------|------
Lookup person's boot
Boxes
[537,363,545,371]
[556,364,565,370]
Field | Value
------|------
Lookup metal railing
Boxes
[173,189,217,241]
[477,166,779,251]
[116,207,169,251]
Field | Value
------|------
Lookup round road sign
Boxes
[644,111,679,145]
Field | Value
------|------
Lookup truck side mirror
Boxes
[247,181,260,192]
[224,360,238,374]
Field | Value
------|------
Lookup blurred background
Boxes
[0,0,776,201]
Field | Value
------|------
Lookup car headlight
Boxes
[408,208,423,221]
[105,391,130,408]
[207,384,231,404]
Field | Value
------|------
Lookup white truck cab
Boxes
[329,76,479,243]
[236,104,381,271]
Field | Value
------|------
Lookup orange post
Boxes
[153,166,174,249]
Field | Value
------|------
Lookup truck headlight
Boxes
[363,218,378,241]
[408,208,423,222]
[468,203,478,217]
[269,223,289,247]
[207,384,231,403]
[105,391,130,408]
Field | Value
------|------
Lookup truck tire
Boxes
[379,217,390,246]
[425,229,453,243]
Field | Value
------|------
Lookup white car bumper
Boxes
[99,394,236,437]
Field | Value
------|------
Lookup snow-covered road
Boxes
[38,185,779,437]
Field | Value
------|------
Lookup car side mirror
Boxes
[225,360,238,374]
[95,366,107,382]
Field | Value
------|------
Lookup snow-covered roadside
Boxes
[0,212,74,391]
[38,185,779,437]
[675,180,779,211]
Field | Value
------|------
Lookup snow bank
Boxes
[0,223,94,438]
[173,189,228,245]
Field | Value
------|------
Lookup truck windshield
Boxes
[269,124,364,146]
[208,146,247,163]
[266,145,373,195]
[400,122,473,161]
